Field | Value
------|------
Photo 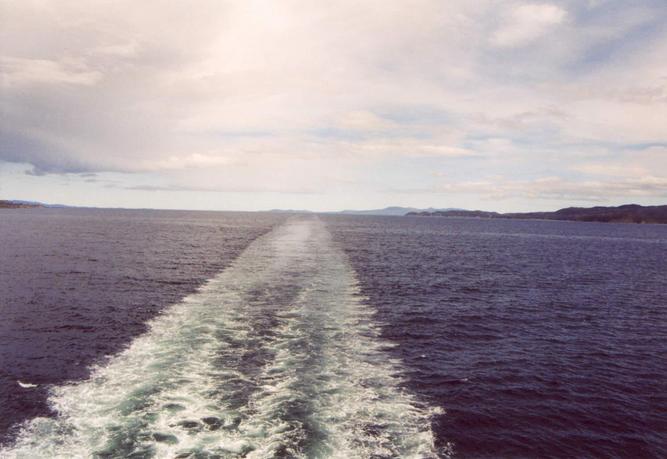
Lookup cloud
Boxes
[0,0,666,209]
[491,3,567,47]
[572,145,667,178]
[151,153,234,170]
[0,56,102,87]
[92,42,140,58]
[335,111,398,132]
[432,175,667,201]
[122,183,320,194]
[350,139,474,158]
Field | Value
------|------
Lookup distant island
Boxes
[336,206,461,216]
[0,200,43,209]
[3,200,666,224]
[0,200,71,209]
[265,206,462,216]
[407,204,667,224]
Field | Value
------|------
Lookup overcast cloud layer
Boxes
[1,0,666,211]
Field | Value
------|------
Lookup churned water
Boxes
[1,212,440,458]
[1,209,666,458]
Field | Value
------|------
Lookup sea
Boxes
[0,208,665,458]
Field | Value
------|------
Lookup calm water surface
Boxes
[327,215,667,458]
[1,209,665,458]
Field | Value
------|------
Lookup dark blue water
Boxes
[0,209,285,444]
[1,209,666,457]
[327,215,667,458]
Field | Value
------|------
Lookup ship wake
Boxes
[3,217,444,458]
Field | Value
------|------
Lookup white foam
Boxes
[16,381,38,389]
[2,217,448,458]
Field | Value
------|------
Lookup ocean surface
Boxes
[1,209,666,458]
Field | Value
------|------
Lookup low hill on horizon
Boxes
[337,206,461,216]
[0,200,44,209]
[266,206,462,216]
[407,204,667,224]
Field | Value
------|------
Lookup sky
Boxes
[1,0,666,212]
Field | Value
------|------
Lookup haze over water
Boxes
[1,209,666,458]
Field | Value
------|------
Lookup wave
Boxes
[2,217,446,458]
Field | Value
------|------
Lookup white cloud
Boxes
[335,111,398,132]
[0,56,102,87]
[92,42,140,58]
[573,146,667,178]
[150,153,234,170]
[351,139,473,158]
[491,3,567,47]
[433,175,667,201]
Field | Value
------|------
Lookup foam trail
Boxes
[2,217,447,458]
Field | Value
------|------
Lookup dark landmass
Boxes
[0,200,44,209]
[0,200,71,209]
[4,200,665,223]
[265,206,462,216]
[337,206,461,216]
[407,204,667,224]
